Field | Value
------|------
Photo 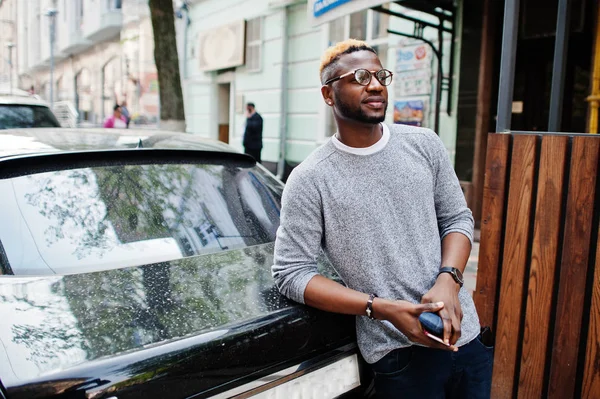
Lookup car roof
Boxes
[0,128,238,159]
[0,88,50,106]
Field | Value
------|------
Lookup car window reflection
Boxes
[0,163,281,275]
[0,243,338,383]
[0,105,61,129]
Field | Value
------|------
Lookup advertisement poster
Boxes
[394,100,425,126]
[396,44,432,72]
[395,69,432,96]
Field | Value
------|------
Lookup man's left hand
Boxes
[421,274,463,346]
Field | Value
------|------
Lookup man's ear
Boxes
[321,85,334,106]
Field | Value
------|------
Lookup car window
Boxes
[0,162,282,275]
[0,104,61,129]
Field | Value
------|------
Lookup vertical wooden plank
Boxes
[517,136,568,397]
[582,227,600,398]
[491,135,538,399]
[548,137,600,398]
[474,133,511,328]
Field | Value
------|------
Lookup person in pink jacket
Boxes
[103,104,128,128]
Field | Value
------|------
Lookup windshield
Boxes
[0,104,61,129]
[0,162,282,275]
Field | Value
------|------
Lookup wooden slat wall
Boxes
[473,133,510,329]
[474,133,600,398]
[549,137,600,398]
[492,135,538,398]
[518,136,568,398]
[583,232,600,397]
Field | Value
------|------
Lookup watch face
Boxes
[454,268,464,284]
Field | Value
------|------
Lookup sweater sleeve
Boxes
[271,167,323,304]
[429,131,474,243]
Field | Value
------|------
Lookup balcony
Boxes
[62,28,93,54]
[83,7,123,43]
[37,50,69,70]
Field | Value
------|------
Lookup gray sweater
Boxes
[272,123,479,364]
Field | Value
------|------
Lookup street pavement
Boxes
[464,229,480,296]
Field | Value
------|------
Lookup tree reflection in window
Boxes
[6,162,280,274]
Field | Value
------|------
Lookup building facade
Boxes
[1,0,158,126]
[0,0,17,91]
[177,0,464,176]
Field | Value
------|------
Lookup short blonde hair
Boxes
[319,39,376,84]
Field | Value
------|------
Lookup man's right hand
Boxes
[302,276,457,351]
[374,298,457,351]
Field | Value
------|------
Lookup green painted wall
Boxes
[181,0,465,167]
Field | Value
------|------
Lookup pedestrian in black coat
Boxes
[243,102,263,163]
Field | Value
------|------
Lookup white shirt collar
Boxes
[331,123,390,156]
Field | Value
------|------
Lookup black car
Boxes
[0,128,371,399]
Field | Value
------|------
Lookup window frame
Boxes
[245,17,263,73]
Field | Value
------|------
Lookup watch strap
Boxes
[438,267,464,287]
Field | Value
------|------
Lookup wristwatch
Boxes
[438,267,464,288]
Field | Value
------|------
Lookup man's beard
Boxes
[336,97,387,124]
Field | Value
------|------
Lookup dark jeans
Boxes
[244,147,262,163]
[371,333,493,398]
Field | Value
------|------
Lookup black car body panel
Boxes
[0,245,355,398]
[0,129,367,398]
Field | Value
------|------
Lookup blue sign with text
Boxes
[313,0,353,17]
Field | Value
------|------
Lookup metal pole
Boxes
[277,5,289,180]
[7,43,14,94]
[548,0,571,132]
[101,68,105,123]
[496,0,520,133]
[46,9,57,108]
[435,21,443,134]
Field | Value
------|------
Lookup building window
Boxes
[371,10,389,39]
[332,9,389,43]
[75,0,84,31]
[349,10,368,40]
[371,44,388,71]
[329,17,346,45]
[109,0,122,10]
[245,17,262,72]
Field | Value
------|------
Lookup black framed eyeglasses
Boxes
[323,69,394,87]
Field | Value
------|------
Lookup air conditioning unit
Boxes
[198,20,246,72]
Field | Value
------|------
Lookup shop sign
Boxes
[307,0,388,26]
